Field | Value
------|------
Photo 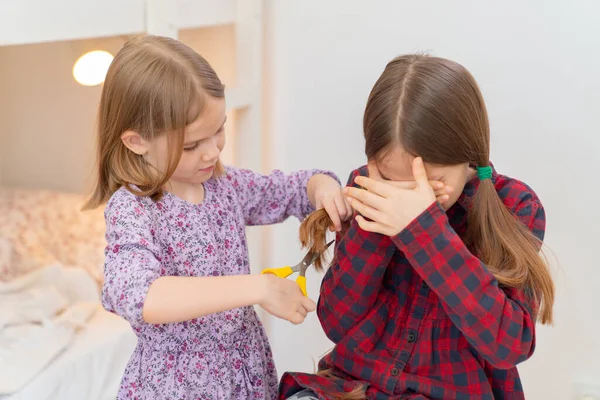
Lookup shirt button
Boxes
[390,368,399,376]
[408,333,416,343]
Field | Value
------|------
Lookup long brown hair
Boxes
[302,54,554,325]
[84,35,225,209]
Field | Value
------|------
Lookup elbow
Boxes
[317,300,346,344]
[317,287,369,343]
[141,289,167,325]
[317,300,364,344]
[484,353,533,370]
[473,303,537,369]
[102,286,147,327]
[100,284,118,316]
[319,321,345,345]
[481,342,535,369]
[317,300,335,339]
[100,296,115,316]
[141,307,161,325]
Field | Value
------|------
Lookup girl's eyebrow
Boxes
[379,171,391,180]
[183,116,227,145]
[216,115,227,133]
[183,138,201,146]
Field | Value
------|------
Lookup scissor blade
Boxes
[302,240,335,267]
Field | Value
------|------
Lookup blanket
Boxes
[0,264,99,394]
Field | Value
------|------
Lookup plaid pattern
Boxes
[280,165,545,400]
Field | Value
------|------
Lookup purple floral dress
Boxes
[102,167,338,400]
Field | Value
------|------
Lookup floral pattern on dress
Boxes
[102,167,338,400]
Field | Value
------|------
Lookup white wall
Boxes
[0,36,120,193]
[262,1,600,399]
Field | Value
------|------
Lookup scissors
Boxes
[261,240,334,296]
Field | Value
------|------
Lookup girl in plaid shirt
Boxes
[280,54,555,399]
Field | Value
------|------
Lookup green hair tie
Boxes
[477,165,493,180]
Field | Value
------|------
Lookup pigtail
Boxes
[466,177,554,324]
[300,212,366,399]
[299,209,352,272]
[299,209,332,272]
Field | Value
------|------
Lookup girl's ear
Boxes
[121,130,150,155]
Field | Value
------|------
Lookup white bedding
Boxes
[4,305,137,400]
[0,265,96,393]
[0,264,137,400]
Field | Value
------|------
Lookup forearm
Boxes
[143,274,265,324]
[394,203,536,367]
[233,169,335,225]
[318,222,394,341]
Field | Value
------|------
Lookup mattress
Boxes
[3,305,137,400]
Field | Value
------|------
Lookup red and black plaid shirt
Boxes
[280,165,545,400]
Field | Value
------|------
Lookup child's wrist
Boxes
[306,174,320,204]
[307,174,336,205]
[254,274,271,306]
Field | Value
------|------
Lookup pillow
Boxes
[0,189,106,283]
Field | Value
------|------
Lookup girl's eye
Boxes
[183,142,200,152]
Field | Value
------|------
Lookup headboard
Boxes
[0,188,105,282]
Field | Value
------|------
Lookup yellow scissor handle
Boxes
[261,266,293,279]
[261,267,308,296]
[296,276,307,297]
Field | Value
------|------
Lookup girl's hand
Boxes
[378,179,453,204]
[307,174,353,232]
[258,274,316,325]
[344,157,442,236]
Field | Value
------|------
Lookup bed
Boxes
[6,305,137,400]
[0,189,137,399]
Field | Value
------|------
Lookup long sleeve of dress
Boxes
[101,191,162,329]
[224,167,339,226]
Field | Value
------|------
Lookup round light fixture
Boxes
[72,50,114,86]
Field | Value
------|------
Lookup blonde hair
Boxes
[84,35,225,209]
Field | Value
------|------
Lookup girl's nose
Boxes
[202,146,220,162]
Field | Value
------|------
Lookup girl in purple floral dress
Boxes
[84,35,351,400]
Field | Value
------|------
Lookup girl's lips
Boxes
[199,165,215,172]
